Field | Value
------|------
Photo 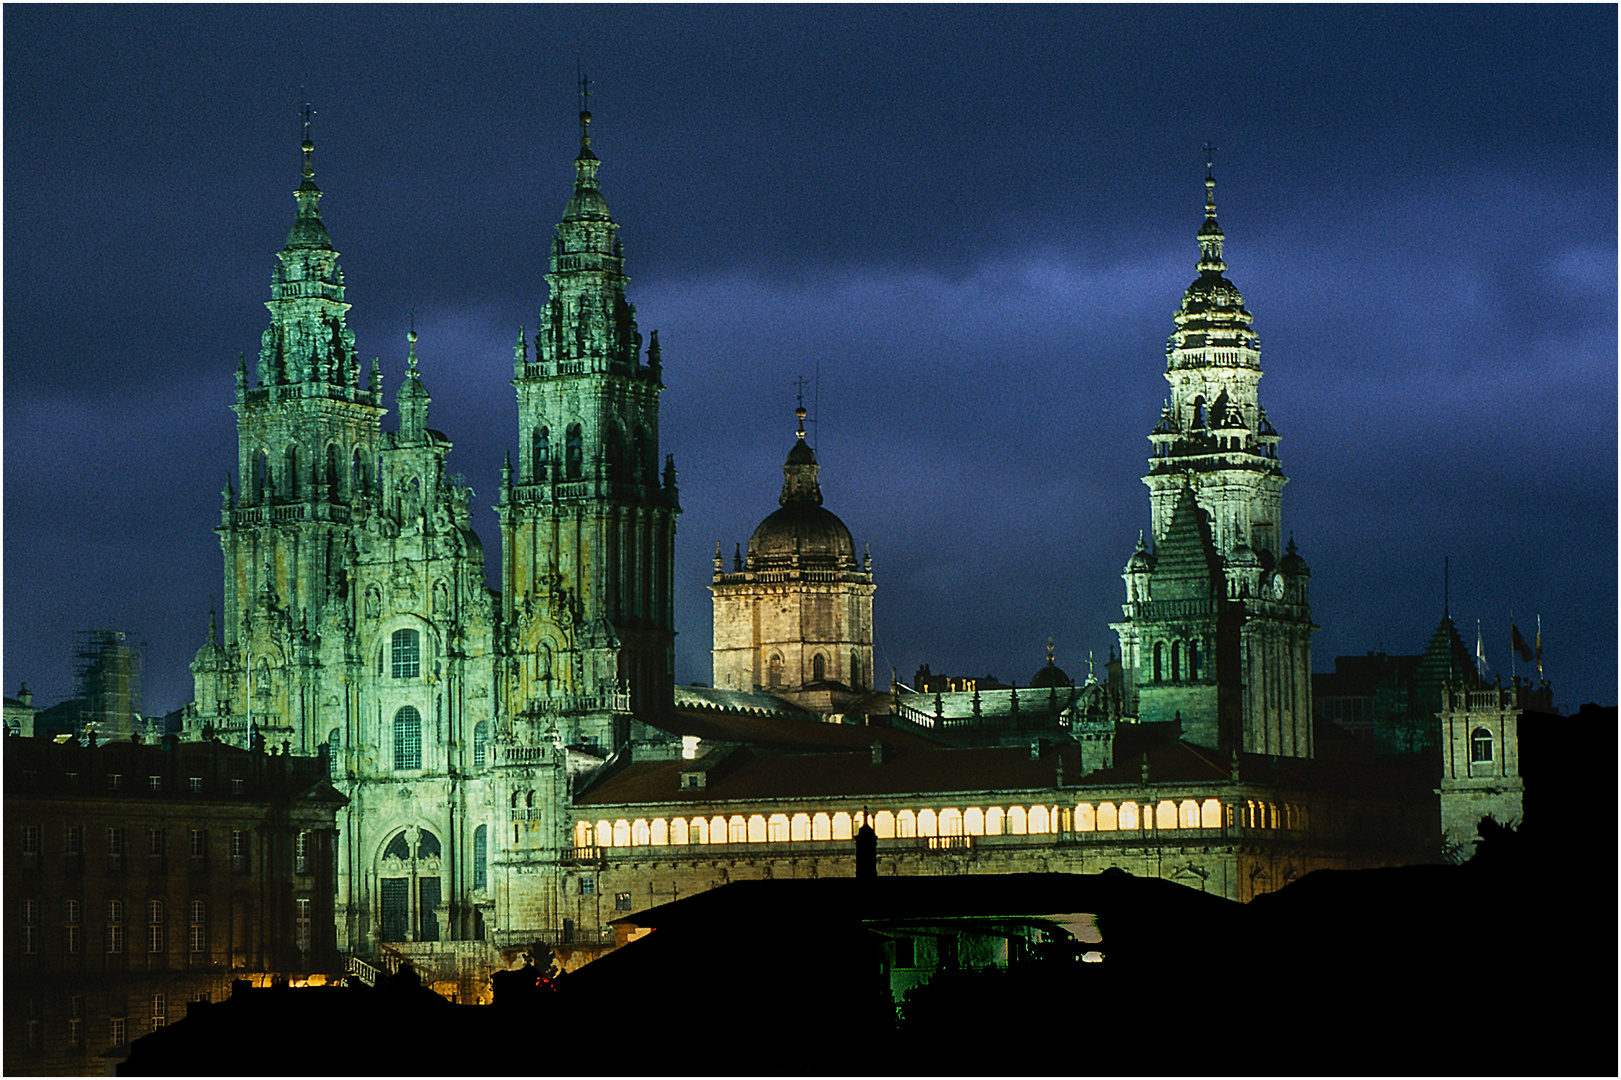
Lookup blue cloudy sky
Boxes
[5,6,1614,714]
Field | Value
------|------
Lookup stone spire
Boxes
[256,107,359,393]
[396,329,429,443]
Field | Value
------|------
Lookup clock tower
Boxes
[1111,165,1315,756]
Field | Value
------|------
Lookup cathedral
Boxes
[185,108,1527,982]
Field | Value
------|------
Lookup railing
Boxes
[345,955,382,987]
[491,745,550,767]
[519,691,631,718]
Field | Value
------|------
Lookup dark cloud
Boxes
[5,7,1613,714]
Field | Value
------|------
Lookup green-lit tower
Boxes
[191,115,385,752]
[498,104,679,751]
[1112,164,1315,756]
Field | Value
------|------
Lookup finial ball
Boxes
[407,329,418,344]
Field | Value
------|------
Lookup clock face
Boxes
[1272,574,1287,599]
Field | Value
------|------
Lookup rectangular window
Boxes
[189,828,207,861]
[107,827,125,871]
[106,900,124,954]
[189,901,207,954]
[148,900,164,953]
[150,993,165,1029]
[295,898,311,953]
[64,824,82,857]
[22,824,40,858]
[68,1017,83,1048]
[188,776,203,793]
[110,1017,126,1048]
[230,778,244,796]
[148,775,162,792]
[231,830,248,872]
[295,832,309,875]
[22,899,39,954]
[580,877,595,896]
[615,891,632,911]
[64,899,82,955]
[107,773,122,792]
[148,828,165,858]
[25,999,40,1051]
[894,937,916,968]
[65,771,78,789]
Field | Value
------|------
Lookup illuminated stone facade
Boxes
[1111,170,1314,756]
[710,406,875,710]
[1437,681,1540,859]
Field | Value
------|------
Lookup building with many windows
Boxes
[3,736,344,1074]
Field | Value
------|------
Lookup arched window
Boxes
[393,706,422,770]
[873,810,896,839]
[811,813,831,841]
[812,653,826,682]
[689,817,708,845]
[1156,800,1178,829]
[1119,801,1140,830]
[1201,799,1223,829]
[351,449,363,496]
[632,820,651,846]
[963,808,984,836]
[747,816,767,843]
[633,428,650,483]
[1153,643,1164,682]
[1008,806,1028,835]
[613,820,631,847]
[895,810,916,838]
[651,819,668,845]
[938,809,963,837]
[709,816,728,844]
[473,825,487,889]
[391,629,421,679]
[1192,396,1206,428]
[574,821,590,848]
[1179,800,1201,828]
[1171,642,1181,681]
[767,653,784,689]
[284,446,299,497]
[255,451,270,501]
[831,812,852,840]
[984,807,1005,836]
[1097,802,1117,831]
[473,721,489,768]
[1075,803,1096,832]
[1028,805,1049,834]
[1188,640,1199,680]
[595,821,612,847]
[326,444,341,500]
[532,428,550,483]
[850,652,863,690]
[791,813,811,841]
[327,728,341,778]
[767,815,789,842]
[565,425,583,480]
[669,818,689,845]
[1470,727,1494,763]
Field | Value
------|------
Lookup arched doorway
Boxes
[378,826,443,943]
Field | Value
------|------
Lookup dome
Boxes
[1227,543,1261,568]
[1126,547,1156,573]
[748,502,855,564]
[1029,660,1072,689]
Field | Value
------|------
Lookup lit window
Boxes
[709,816,727,844]
[474,826,487,889]
[148,901,164,954]
[1028,805,1049,834]
[613,820,631,846]
[984,807,1004,835]
[1074,803,1096,832]
[148,775,162,792]
[110,1017,126,1047]
[632,820,651,846]
[1201,799,1222,829]
[689,817,708,844]
[831,812,852,840]
[811,813,832,841]
[473,721,489,768]
[1007,807,1027,835]
[767,814,789,842]
[393,706,422,770]
[595,820,612,847]
[1179,800,1201,828]
[64,899,82,955]
[896,810,916,838]
[727,816,747,843]
[1156,800,1178,829]
[188,776,203,793]
[669,818,689,845]
[1470,727,1493,763]
[747,815,767,843]
[650,819,668,845]
[1097,803,1117,831]
[916,810,937,837]
[108,773,122,792]
[1119,802,1140,830]
[791,813,811,841]
[873,810,896,839]
[614,892,632,912]
[391,628,422,679]
[937,809,962,837]
[151,993,166,1029]
[295,898,311,954]
[230,830,248,872]
[963,808,984,836]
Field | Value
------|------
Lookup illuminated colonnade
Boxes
[574,797,1303,849]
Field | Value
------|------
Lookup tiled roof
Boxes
[638,707,941,754]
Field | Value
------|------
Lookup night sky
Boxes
[5,7,1614,717]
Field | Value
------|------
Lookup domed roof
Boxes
[1029,641,1073,688]
[1279,535,1309,575]
[748,501,856,563]
[1227,542,1261,568]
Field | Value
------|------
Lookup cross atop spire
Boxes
[301,101,316,179]
[1203,140,1217,179]
[577,71,593,149]
[794,377,809,439]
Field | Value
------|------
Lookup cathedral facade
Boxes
[185,113,1497,987]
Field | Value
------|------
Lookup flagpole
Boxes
[1509,610,1517,682]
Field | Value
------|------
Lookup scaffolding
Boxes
[73,630,143,742]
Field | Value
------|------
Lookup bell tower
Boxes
[498,101,679,750]
[1112,161,1315,756]
[193,113,385,751]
